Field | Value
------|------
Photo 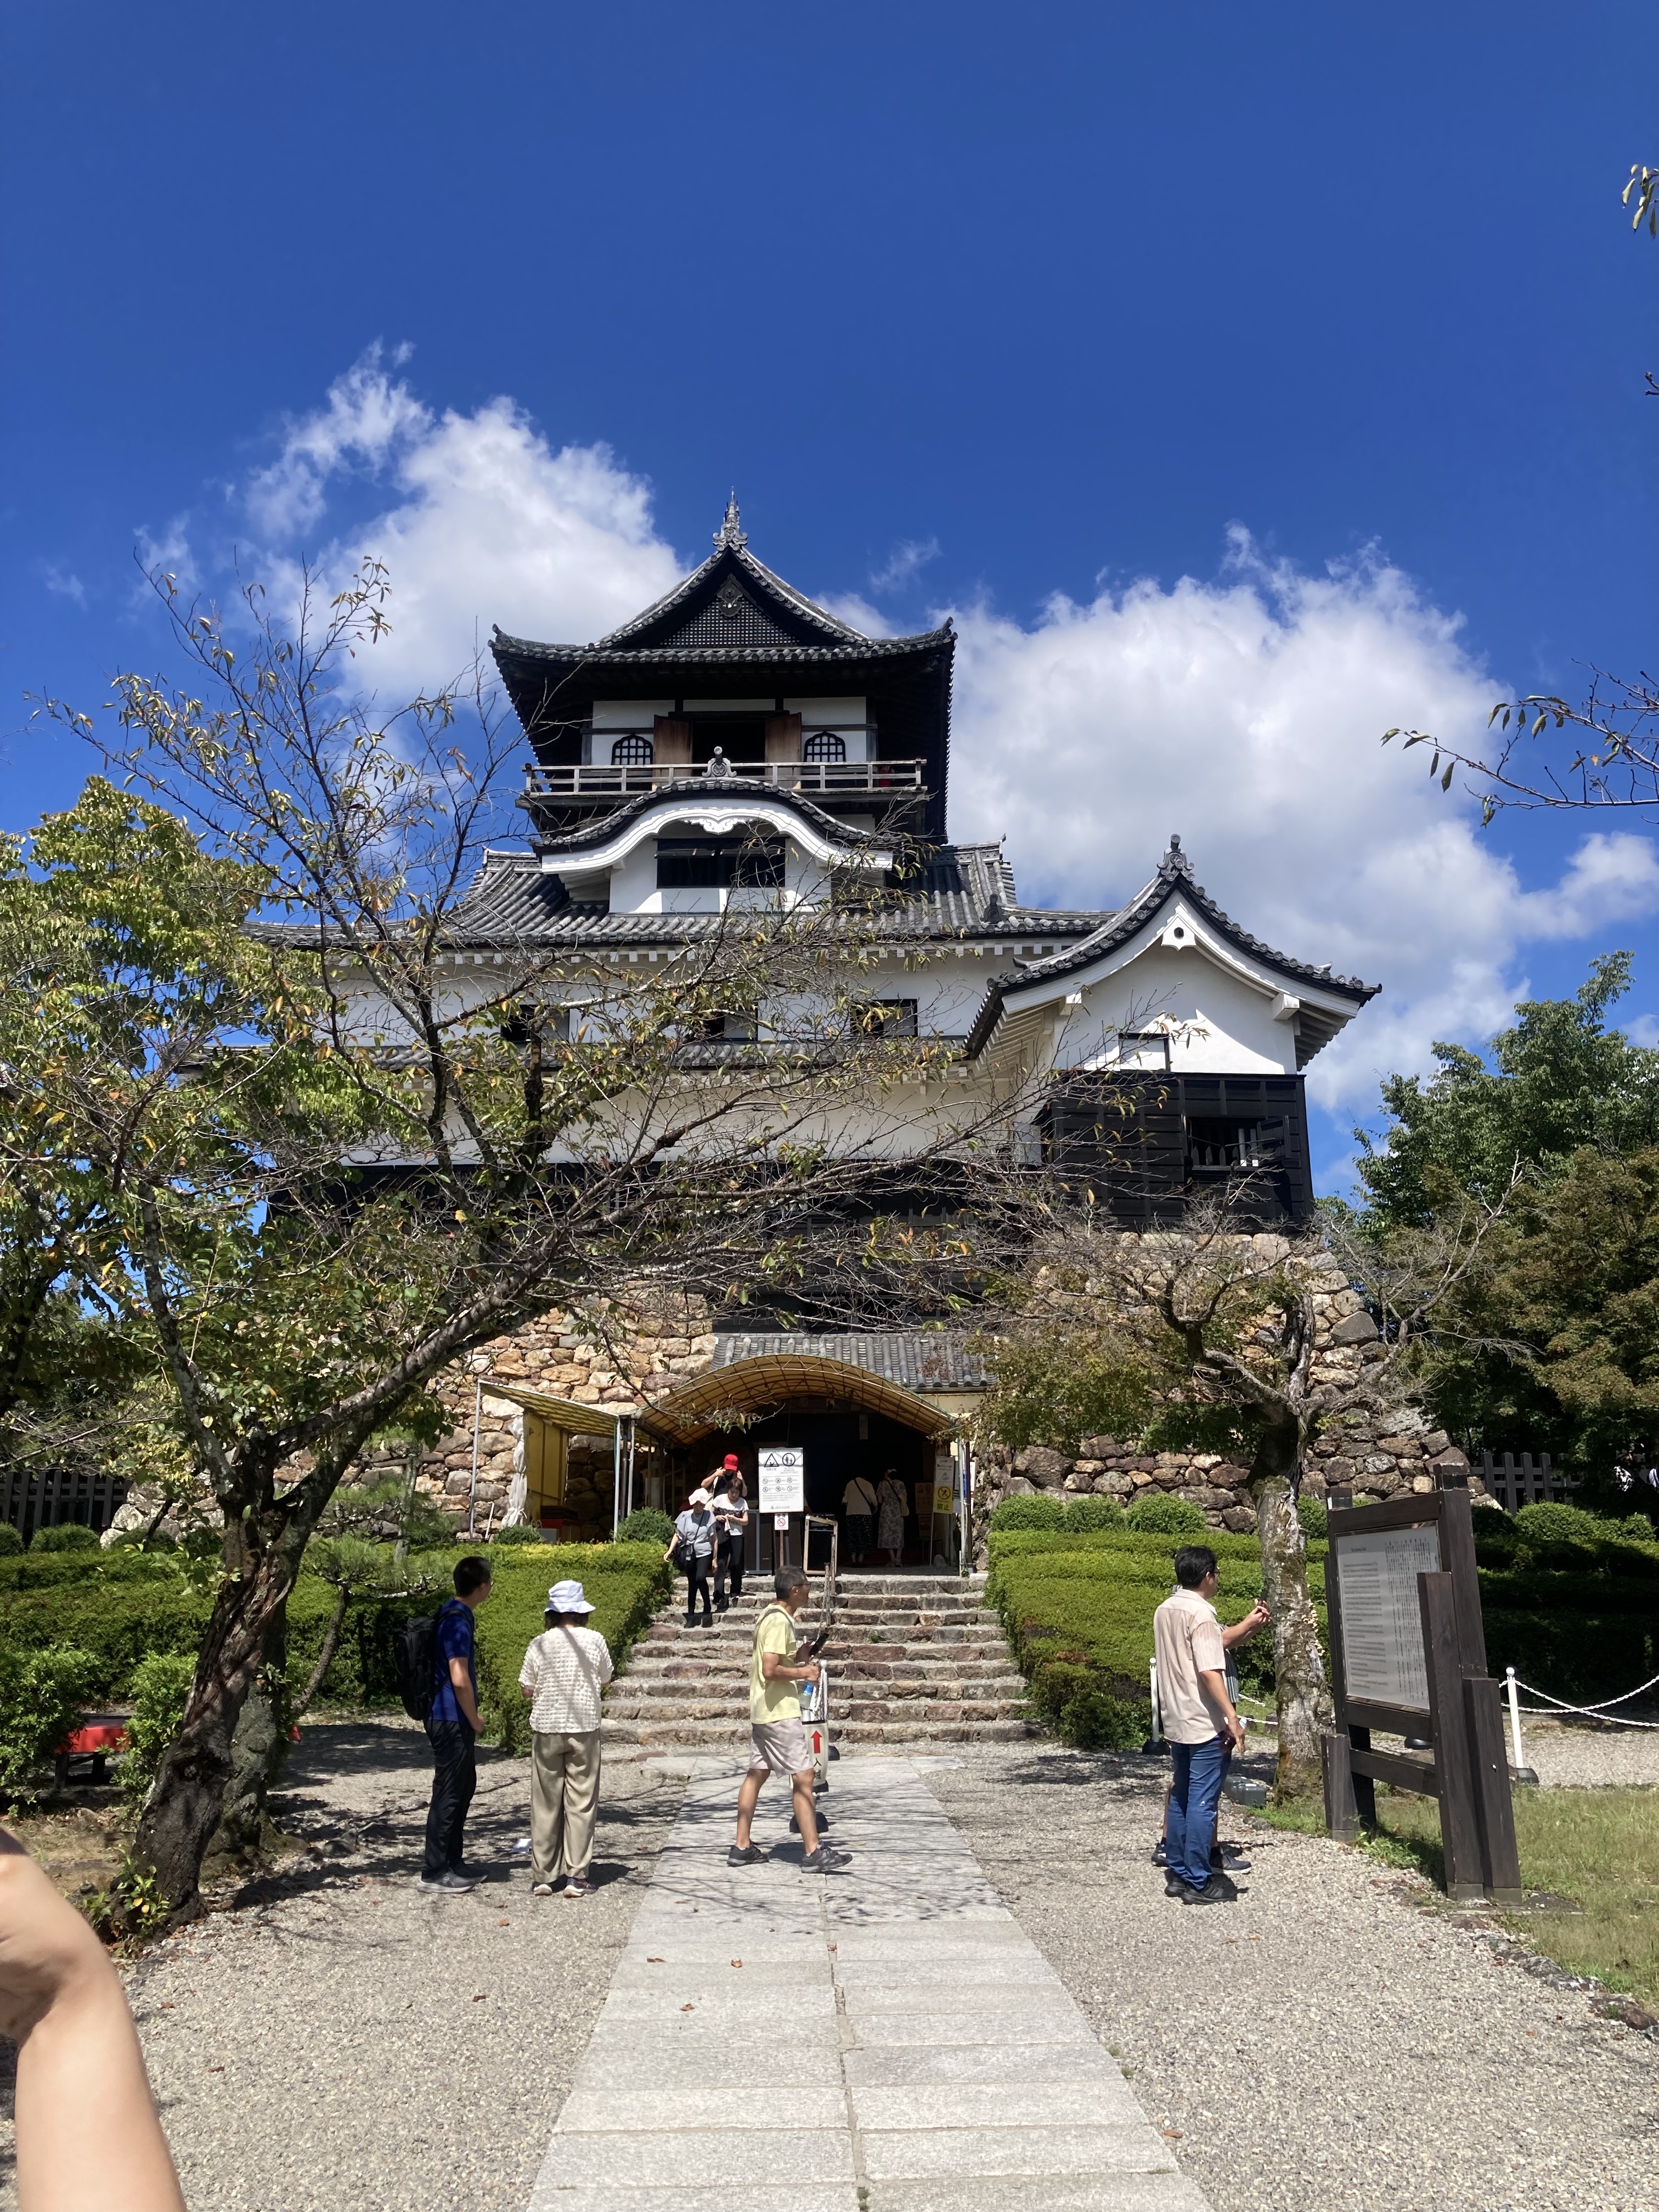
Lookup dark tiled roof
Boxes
[998,836,1376,1000]
[490,628,952,669]
[434,848,1105,951]
[710,1330,988,1393]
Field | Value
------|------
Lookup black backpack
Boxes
[394,1610,439,1722]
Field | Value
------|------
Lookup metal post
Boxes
[467,1376,483,1538]
[611,1420,620,1540]
[1148,1657,1161,1742]
[1505,1666,1537,1783]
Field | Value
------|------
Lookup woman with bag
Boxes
[664,1486,717,1627]
[518,1578,614,1898]
[712,1459,749,1611]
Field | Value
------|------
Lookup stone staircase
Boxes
[600,1572,1036,1754]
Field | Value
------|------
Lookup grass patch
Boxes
[1256,1782,1659,2009]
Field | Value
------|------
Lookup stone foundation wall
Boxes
[973,1243,1477,1536]
[409,1296,719,1536]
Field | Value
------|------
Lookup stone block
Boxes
[1430,1447,1470,1475]
[1221,1506,1256,1534]
[1378,1436,1422,1458]
[1093,1472,1132,1497]
[1128,1468,1157,1488]
[1079,1436,1120,1459]
[1331,1310,1379,1345]
[1421,1430,1451,1456]
[1013,1446,1071,1489]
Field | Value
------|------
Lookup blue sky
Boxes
[5,2,1659,1187]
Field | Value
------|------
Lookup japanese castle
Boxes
[438,500,1377,1542]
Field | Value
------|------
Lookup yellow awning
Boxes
[481,1386,629,1439]
[639,1353,954,1444]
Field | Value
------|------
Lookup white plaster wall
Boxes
[1063,945,1296,1074]
[783,698,870,763]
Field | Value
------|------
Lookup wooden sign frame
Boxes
[1324,1482,1521,1905]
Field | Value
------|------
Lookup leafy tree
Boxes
[1355,956,1659,1227]
[21,562,1039,1919]
[978,1199,1503,1796]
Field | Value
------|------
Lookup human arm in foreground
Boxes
[0,1829,186,2212]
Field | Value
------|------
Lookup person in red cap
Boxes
[710,1453,749,1611]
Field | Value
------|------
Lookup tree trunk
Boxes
[131,1532,301,1917]
[1249,1425,1331,1799]
[292,1583,351,1718]
[205,1604,291,1875]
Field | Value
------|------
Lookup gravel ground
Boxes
[921,1744,1659,2212]
[0,1718,685,2212]
[1521,1718,1659,1788]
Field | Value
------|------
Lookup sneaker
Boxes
[418,1871,475,1894]
[1212,1844,1252,1872]
[563,1877,596,1898]
[1164,1873,1187,1898]
[1152,1838,1169,1867]
[800,1846,849,1873]
[531,1881,555,1898]
[727,1843,764,1866]
[1180,1879,1230,1906]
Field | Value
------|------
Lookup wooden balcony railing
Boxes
[520,758,927,804]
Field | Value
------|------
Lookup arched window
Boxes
[803,730,846,762]
[611,733,654,766]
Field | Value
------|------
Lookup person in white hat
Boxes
[517,1581,614,1898]
[664,1486,718,1628]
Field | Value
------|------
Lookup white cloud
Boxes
[870,536,940,594]
[240,349,682,698]
[41,563,86,606]
[945,534,1659,1111]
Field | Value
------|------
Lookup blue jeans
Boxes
[1168,1735,1230,1891]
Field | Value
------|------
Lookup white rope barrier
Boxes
[1509,1662,1659,1730]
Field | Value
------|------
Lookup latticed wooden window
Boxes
[610,733,654,765]
[803,730,846,761]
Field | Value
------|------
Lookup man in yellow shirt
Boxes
[728,1568,847,1872]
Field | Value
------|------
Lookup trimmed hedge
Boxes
[0,1539,673,1748]
[990,1514,1659,1722]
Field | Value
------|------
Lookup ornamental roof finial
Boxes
[1163,832,1192,875]
[715,490,747,550]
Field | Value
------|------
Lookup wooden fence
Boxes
[1474,1451,1579,1514]
[0,1467,129,1542]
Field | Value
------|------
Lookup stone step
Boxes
[606,1683,1029,1722]
[599,1715,1036,1751]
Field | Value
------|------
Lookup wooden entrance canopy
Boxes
[482,1385,638,1536]
[637,1352,955,1444]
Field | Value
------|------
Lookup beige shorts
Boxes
[748,1718,812,1775]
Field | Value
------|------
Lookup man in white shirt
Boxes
[518,1579,614,1898]
[1152,1545,1255,1906]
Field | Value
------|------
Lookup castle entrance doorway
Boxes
[640,1353,960,1572]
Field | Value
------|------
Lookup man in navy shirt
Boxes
[421,1555,493,1893]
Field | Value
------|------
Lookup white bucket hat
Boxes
[546,1579,596,1615]
[689,1487,712,1507]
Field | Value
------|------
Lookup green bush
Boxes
[0,1645,99,1804]
[1123,1492,1207,1536]
[1054,1679,1147,1751]
[988,1495,1066,1531]
[1296,1496,1327,1541]
[120,1654,196,1807]
[616,1507,675,1545]
[31,1522,101,1554]
[491,1524,543,1547]
[1064,1495,1124,1531]
[0,1523,22,1558]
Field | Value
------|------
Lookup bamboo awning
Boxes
[637,1352,955,1444]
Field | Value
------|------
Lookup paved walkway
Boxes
[528,1758,1206,2212]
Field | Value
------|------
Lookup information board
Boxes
[757,1446,804,1515]
[1334,1525,1441,1711]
